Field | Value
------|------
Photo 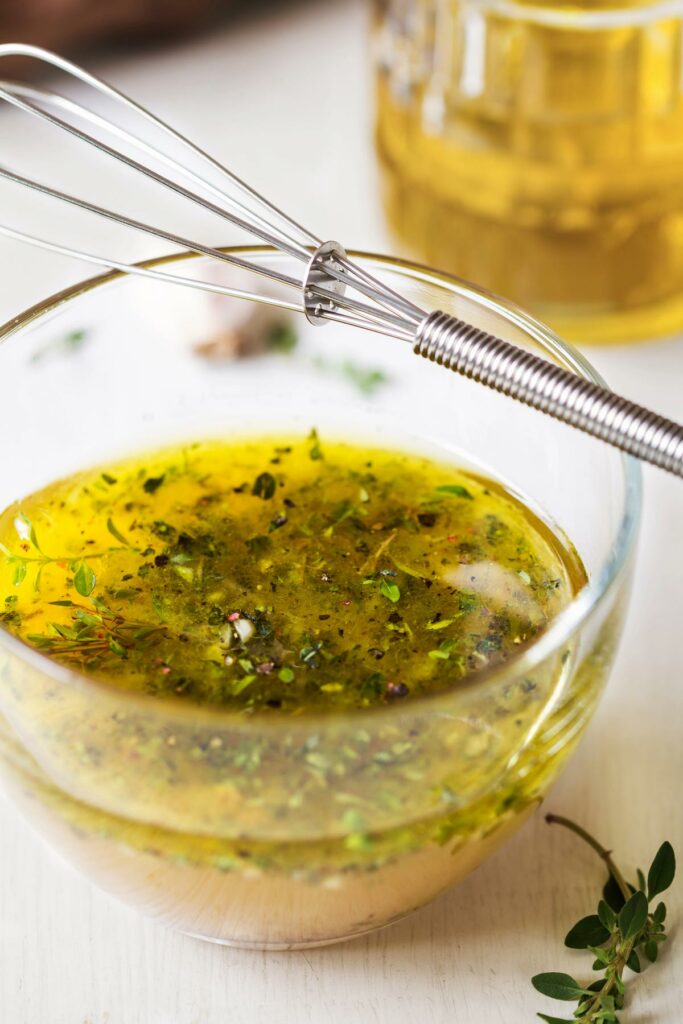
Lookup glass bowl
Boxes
[373,0,683,343]
[0,249,641,949]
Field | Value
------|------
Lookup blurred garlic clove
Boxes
[193,279,296,362]
[233,617,255,643]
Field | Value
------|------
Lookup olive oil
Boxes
[374,0,683,341]
[0,434,605,946]
[0,434,583,712]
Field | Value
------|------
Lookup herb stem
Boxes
[361,530,397,574]
[545,813,632,902]
[579,937,635,1020]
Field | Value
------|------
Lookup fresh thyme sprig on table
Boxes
[532,813,675,1024]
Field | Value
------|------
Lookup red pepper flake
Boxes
[161,666,171,675]
[228,612,240,621]
[447,534,459,543]
[341,599,351,607]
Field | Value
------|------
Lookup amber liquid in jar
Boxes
[374,0,683,342]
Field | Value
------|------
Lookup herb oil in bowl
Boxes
[0,430,593,947]
[0,247,638,949]
[0,433,582,711]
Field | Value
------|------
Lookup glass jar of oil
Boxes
[373,0,683,342]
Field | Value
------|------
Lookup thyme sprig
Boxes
[26,599,167,662]
[533,813,676,1023]
[0,514,128,596]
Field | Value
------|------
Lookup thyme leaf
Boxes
[106,518,132,547]
[73,562,97,597]
[252,472,277,500]
[435,484,474,500]
[379,578,400,603]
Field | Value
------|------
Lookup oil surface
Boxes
[0,433,583,712]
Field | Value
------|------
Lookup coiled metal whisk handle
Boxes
[416,311,683,478]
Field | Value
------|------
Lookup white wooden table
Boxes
[1,2,682,1020]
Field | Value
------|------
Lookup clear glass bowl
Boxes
[0,250,640,948]
[374,0,683,343]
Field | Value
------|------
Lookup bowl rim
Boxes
[0,247,642,728]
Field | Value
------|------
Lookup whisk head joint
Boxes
[303,240,348,326]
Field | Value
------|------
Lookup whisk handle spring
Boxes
[415,311,683,478]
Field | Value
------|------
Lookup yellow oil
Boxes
[0,434,582,710]
[374,0,683,342]
[0,434,615,946]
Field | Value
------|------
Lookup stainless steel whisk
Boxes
[1,43,682,479]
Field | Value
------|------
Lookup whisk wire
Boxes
[0,43,319,253]
[332,255,424,324]
[0,45,428,332]
[0,82,316,259]
[0,43,681,478]
[0,162,306,289]
[0,57,419,333]
[0,86,313,261]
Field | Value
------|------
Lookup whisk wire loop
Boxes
[0,43,319,252]
[0,43,681,477]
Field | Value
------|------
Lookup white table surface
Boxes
[1,2,682,1021]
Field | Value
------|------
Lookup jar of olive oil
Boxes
[373,0,683,342]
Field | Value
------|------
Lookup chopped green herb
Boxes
[267,322,298,353]
[143,475,166,495]
[379,579,401,603]
[436,484,474,500]
[308,428,323,461]
[311,357,390,397]
[232,674,256,695]
[30,328,90,364]
[429,639,456,660]
[252,472,277,500]
[106,518,130,547]
[0,434,580,712]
